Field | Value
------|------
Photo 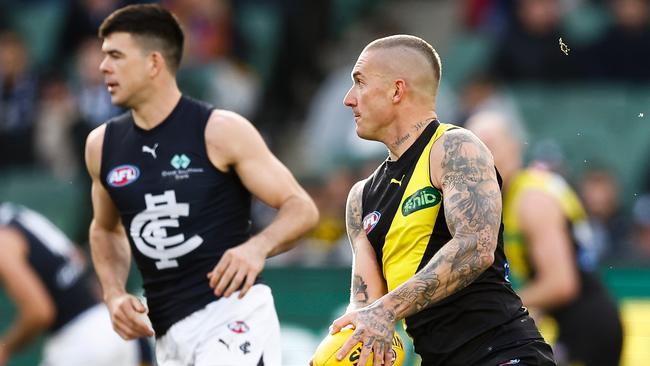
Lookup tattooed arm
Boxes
[309,180,387,366]
[331,129,501,365]
[382,128,501,317]
[345,180,387,311]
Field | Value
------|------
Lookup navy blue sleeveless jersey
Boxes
[99,96,253,336]
[0,203,97,333]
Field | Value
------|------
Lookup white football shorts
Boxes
[155,284,281,366]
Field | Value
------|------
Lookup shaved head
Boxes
[364,35,441,98]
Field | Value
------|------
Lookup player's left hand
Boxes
[330,301,397,366]
[207,236,267,299]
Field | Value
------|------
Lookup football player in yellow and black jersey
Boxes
[316,35,556,366]
[467,111,622,366]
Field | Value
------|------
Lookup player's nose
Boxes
[343,87,356,107]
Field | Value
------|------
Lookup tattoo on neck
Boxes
[412,118,432,132]
[391,133,411,149]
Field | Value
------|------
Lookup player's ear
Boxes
[392,79,406,104]
[149,51,165,78]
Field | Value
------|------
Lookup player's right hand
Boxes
[106,293,155,340]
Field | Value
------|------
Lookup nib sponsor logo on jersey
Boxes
[107,165,140,187]
[162,153,204,180]
[402,186,441,216]
[130,190,203,269]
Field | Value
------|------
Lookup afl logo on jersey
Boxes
[107,165,140,187]
[362,211,381,235]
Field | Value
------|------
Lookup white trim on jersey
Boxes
[16,207,74,257]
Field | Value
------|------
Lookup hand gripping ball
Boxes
[312,328,405,366]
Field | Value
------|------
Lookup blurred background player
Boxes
[0,202,151,366]
[86,4,318,366]
[466,111,623,366]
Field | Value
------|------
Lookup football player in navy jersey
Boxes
[85,4,318,366]
[0,202,150,366]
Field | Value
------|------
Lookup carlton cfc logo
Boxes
[107,165,140,187]
[362,211,381,235]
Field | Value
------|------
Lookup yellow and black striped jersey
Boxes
[503,168,596,287]
[361,120,523,352]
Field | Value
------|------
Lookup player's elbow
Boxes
[480,234,498,270]
[299,194,320,231]
[25,302,56,330]
[554,272,579,305]
[481,251,495,272]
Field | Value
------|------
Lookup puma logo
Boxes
[142,143,159,159]
[390,175,405,186]
[218,338,230,350]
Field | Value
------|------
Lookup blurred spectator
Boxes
[163,0,260,117]
[34,74,80,180]
[59,0,123,63]
[163,0,233,67]
[585,0,650,82]
[244,0,332,141]
[72,37,122,129]
[579,167,631,264]
[267,168,355,267]
[528,138,568,176]
[489,0,580,82]
[0,30,38,168]
[462,0,514,38]
[457,73,524,126]
[297,8,402,176]
[630,194,650,264]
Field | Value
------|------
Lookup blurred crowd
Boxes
[1,0,650,268]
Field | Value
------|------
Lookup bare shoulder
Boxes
[205,109,265,170]
[349,179,366,199]
[430,127,494,188]
[518,189,563,226]
[205,109,258,144]
[85,124,107,178]
[346,179,368,242]
[0,227,27,268]
[346,179,368,211]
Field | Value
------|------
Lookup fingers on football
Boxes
[357,336,374,366]
[373,339,386,366]
[330,313,353,335]
[337,329,362,360]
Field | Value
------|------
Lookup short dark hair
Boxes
[367,35,442,95]
[98,4,184,72]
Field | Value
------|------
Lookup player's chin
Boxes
[356,129,377,142]
[110,95,129,108]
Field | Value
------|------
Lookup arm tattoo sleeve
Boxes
[384,130,502,319]
[345,182,365,254]
[352,274,370,306]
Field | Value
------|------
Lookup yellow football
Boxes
[312,328,405,366]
